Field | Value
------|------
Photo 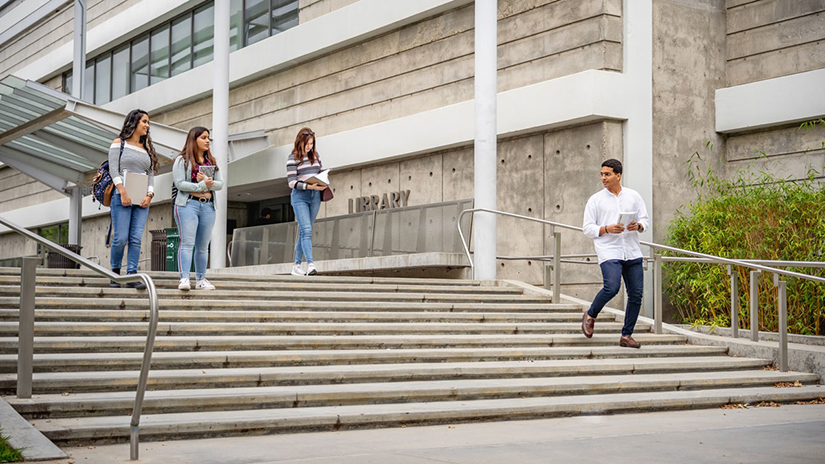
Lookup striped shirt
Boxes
[286,152,322,190]
[108,141,155,193]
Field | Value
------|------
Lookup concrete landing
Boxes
[41,403,825,464]
[0,397,66,461]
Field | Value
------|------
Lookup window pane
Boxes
[229,0,242,52]
[112,45,130,100]
[150,25,170,85]
[271,0,298,35]
[84,61,94,103]
[64,71,72,94]
[245,0,269,46]
[131,34,150,92]
[95,53,112,104]
[193,3,214,67]
[171,14,192,76]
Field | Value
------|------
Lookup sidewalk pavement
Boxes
[43,403,825,464]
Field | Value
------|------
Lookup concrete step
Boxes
[0,299,581,313]
[0,333,689,354]
[0,357,771,394]
[0,308,606,323]
[0,268,481,286]
[10,370,817,419]
[0,288,551,304]
[30,385,825,443]
[0,276,516,294]
[0,320,647,337]
[0,345,727,373]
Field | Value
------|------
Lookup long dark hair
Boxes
[119,109,159,173]
[291,127,318,165]
[177,126,217,171]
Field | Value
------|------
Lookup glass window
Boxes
[171,14,192,76]
[64,71,72,94]
[84,61,94,103]
[112,45,130,100]
[229,0,243,52]
[271,0,298,35]
[95,53,112,104]
[150,25,170,85]
[131,34,150,92]
[245,0,269,46]
[193,3,214,68]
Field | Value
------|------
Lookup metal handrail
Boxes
[0,215,159,461]
[457,207,825,373]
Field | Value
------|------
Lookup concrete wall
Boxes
[318,120,621,289]
[0,167,64,214]
[299,0,359,23]
[726,0,825,87]
[153,0,623,147]
[0,0,142,78]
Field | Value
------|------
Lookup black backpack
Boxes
[92,140,124,207]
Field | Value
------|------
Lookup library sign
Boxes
[348,190,411,213]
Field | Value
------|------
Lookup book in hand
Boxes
[198,165,216,179]
[302,169,331,187]
[122,170,149,200]
[618,211,636,232]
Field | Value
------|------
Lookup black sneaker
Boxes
[110,269,121,288]
[126,273,147,290]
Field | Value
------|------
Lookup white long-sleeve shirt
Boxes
[582,186,650,263]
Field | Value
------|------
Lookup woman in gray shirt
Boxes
[108,109,159,289]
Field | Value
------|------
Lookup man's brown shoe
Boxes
[619,335,641,349]
[581,312,595,338]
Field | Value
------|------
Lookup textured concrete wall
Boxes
[726,0,825,86]
[153,0,623,147]
[652,0,727,244]
[0,167,64,214]
[0,0,142,77]
[299,0,359,23]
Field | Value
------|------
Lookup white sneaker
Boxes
[195,278,216,290]
[178,278,190,291]
[307,263,318,276]
[291,265,306,276]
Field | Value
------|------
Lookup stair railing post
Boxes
[553,231,561,303]
[750,270,761,341]
[774,274,788,372]
[653,253,663,335]
[727,265,739,339]
[17,257,37,399]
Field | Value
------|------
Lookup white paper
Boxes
[123,169,149,200]
[618,211,636,231]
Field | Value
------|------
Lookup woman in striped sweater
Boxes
[286,127,326,276]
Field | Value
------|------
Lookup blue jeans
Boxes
[174,198,216,281]
[291,189,321,265]
[588,258,644,336]
[110,191,150,274]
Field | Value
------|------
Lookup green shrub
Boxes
[665,129,825,336]
[0,428,22,463]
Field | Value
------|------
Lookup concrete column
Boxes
[68,186,82,245]
[71,0,86,100]
[210,0,230,268]
[473,0,497,280]
[623,0,654,315]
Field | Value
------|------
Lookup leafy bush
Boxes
[0,428,22,463]
[665,127,825,336]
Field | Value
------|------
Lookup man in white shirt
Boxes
[581,159,650,348]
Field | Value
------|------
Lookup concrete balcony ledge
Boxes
[211,252,471,279]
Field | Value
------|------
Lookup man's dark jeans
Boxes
[587,258,644,337]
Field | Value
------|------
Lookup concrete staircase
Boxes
[0,267,821,445]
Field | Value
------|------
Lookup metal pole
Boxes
[774,275,788,372]
[17,257,37,399]
[210,0,230,269]
[653,253,662,334]
[553,231,561,303]
[473,0,497,280]
[68,186,82,246]
[72,0,86,100]
[750,270,761,342]
[728,265,739,338]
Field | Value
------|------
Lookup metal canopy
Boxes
[0,75,187,196]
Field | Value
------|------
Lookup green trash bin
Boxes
[165,227,180,272]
